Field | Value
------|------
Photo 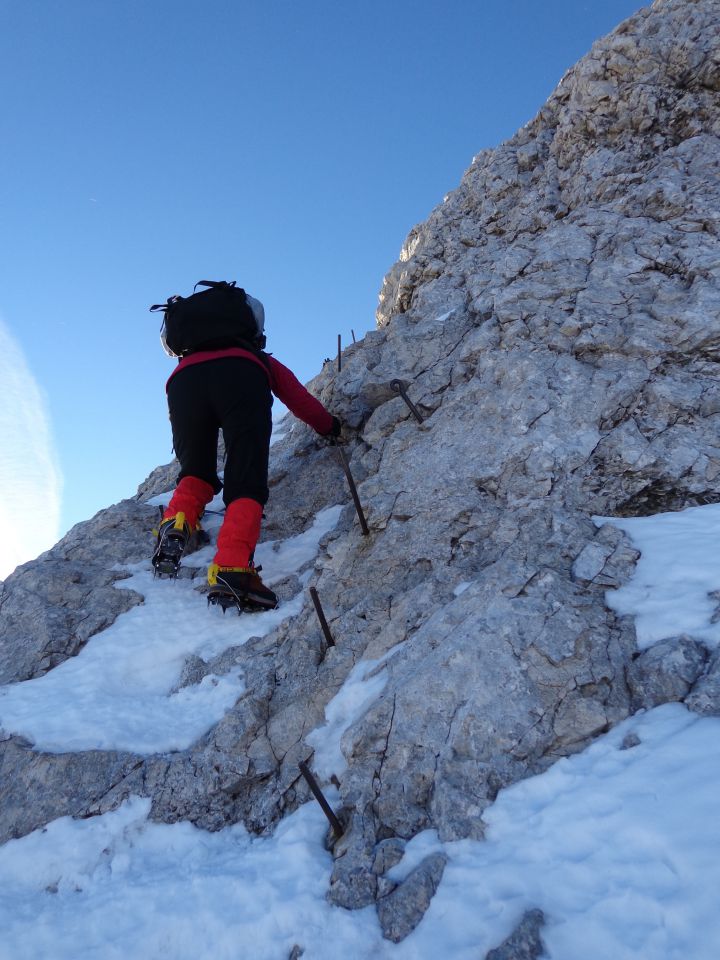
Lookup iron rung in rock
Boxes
[299,761,344,839]
[391,378,424,423]
[309,586,336,650]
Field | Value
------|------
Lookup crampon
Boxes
[206,564,278,614]
[206,589,274,614]
[152,508,210,578]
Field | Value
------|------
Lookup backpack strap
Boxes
[193,280,239,292]
[185,337,272,368]
[149,295,181,313]
[151,283,239,309]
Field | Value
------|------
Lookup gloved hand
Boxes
[327,416,343,438]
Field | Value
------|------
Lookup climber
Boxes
[150,281,341,610]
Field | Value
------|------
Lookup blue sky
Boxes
[0,0,643,559]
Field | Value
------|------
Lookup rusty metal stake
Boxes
[336,446,370,536]
[309,586,335,649]
[299,761,344,838]
[337,334,342,372]
[391,379,424,423]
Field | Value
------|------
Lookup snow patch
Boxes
[0,797,384,960]
[307,657,392,781]
[599,502,720,649]
[389,705,720,960]
[1,706,719,959]
[2,498,720,957]
[0,506,342,754]
[453,581,473,597]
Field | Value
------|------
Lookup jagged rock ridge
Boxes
[1,0,719,948]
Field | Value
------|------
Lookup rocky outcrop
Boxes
[376,852,448,942]
[0,502,150,684]
[485,910,547,960]
[309,0,720,913]
[627,635,709,709]
[1,0,720,942]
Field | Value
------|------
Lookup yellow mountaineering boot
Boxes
[207,563,278,613]
[152,512,191,577]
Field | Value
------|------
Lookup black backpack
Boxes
[151,280,266,357]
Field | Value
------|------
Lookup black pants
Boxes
[167,357,273,506]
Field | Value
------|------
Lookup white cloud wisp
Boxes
[0,318,62,579]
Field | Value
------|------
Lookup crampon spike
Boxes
[152,559,180,579]
[206,587,273,615]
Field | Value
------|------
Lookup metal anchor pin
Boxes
[390,379,424,423]
[309,586,336,651]
[298,761,344,839]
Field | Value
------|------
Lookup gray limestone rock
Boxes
[372,837,407,875]
[686,648,720,716]
[572,540,615,583]
[376,852,448,943]
[0,735,145,841]
[327,811,379,909]
[620,732,642,750]
[485,909,547,960]
[0,500,152,684]
[627,636,709,710]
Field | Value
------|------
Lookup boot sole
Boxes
[153,559,181,577]
[152,534,187,577]
[207,588,278,614]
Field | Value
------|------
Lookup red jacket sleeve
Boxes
[268,356,334,435]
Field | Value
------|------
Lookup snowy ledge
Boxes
[598,502,720,651]
[0,704,718,958]
[0,505,343,754]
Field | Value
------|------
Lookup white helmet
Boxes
[245,292,266,342]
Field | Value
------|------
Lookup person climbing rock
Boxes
[150,281,341,610]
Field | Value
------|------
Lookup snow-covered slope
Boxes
[2,0,720,955]
[0,498,343,755]
[1,507,719,958]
